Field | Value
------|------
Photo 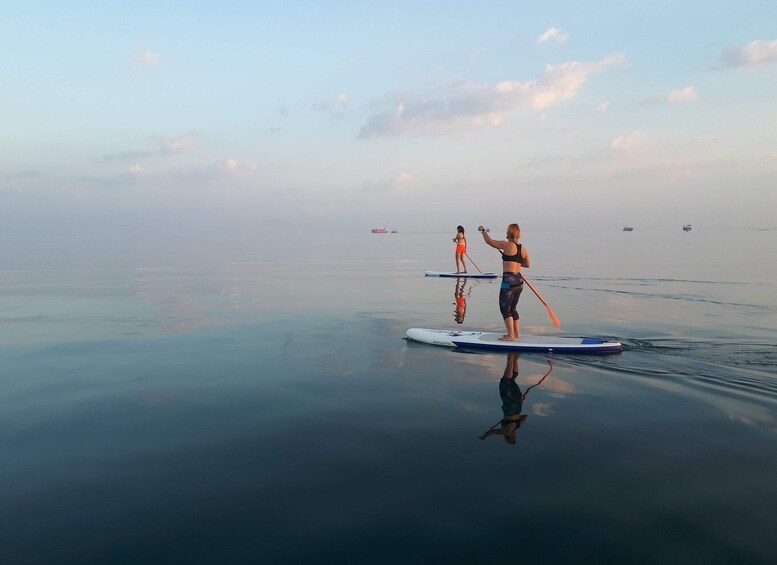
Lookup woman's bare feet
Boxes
[499,335,516,341]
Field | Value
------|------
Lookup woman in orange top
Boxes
[453,225,468,274]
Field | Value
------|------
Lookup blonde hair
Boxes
[506,223,521,241]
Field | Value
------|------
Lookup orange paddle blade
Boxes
[546,306,561,328]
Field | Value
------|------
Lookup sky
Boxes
[1,0,776,243]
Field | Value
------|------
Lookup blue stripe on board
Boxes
[450,341,622,354]
[436,273,497,278]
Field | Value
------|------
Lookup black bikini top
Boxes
[502,244,523,263]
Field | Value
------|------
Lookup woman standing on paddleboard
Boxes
[478,223,530,341]
[453,225,468,274]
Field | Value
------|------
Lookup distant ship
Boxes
[371,227,388,234]
[683,224,692,232]
[623,226,634,232]
[390,229,398,233]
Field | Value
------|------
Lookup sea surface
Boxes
[1,230,776,564]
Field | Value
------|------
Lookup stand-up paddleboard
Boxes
[406,328,622,353]
[425,271,498,279]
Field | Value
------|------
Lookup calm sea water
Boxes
[1,230,776,564]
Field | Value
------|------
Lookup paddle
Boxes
[464,252,483,274]
[521,276,561,328]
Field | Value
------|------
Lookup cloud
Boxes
[597,101,609,113]
[104,149,156,161]
[721,39,777,68]
[665,86,699,103]
[360,172,416,193]
[643,86,699,105]
[128,164,146,174]
[395,172,412,184]
[215,158,257,173]
[129,45,161,70]
[218,158,239,172]
[156,134,200,154]
[312,94,349,112]
[537,27,569,45]
[359,53,625,138]
[391,172,418,194]
[104,134,200,161]
[610,132,646,151]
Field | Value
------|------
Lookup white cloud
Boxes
[128,164,146,174]
[393,173,416,191]
[129,45,161,69]
[537,27,569,45]
[104,134,200,161]
[217,158,239,172]
[610,132,646,151]
[644,86,699,105]
[394,172,413,186]
[598,101,610,113]
[721,39,777,68]
[312,94,349,112]
[360,172,416,194]
[104,149,155,161]
[359,53,625,138]
[665,86,699,103]
[157,134,200,154]
[215,158,257,173]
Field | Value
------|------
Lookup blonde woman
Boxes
[478,223,530,341]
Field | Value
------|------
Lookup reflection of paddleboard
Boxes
[406,328,622,353]
[425,271,498,279]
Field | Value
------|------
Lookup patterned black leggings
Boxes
[499,273,524,320]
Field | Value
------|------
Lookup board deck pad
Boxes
[406,328,622,353]
[425,271,498,279]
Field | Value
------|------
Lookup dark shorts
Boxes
[499,272,523,320]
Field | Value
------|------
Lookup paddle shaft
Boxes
[479,420,502,440]
[464,252,483,274]
[521,276,561,328]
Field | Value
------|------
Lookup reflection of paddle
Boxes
[522,276,561,328]
[464,252,483,274]
[479,421,501,440]
[522,360,554,398]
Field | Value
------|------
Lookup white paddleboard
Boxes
[406,328,622,353]
[425,271,498,279]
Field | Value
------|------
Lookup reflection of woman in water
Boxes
[453,278,470,324]
[480,354,553,444]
